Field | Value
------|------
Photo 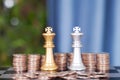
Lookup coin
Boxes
[13,74,29,80]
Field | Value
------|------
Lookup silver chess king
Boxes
[68,26,85,70]
[41,27,58,71]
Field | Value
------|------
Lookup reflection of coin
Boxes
[76,72,89,79]
[91,73,109,78]
[23,73,38,78]
[38,74,52,80]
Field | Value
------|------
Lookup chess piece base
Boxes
[41,63,58,71]
[41,48,58,71]
[69,63,85,70]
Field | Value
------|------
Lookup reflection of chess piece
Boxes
[68,26,85,70]
[41,27,58,71]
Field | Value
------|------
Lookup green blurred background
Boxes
[0,0,46,66]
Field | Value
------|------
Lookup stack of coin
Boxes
[67,53,73,67]
[55,53,67,71]
[96,53,110,72]
[13,54,27,73]
[28,54,41,72]
[40,55,46,67]
[82,53,96,72]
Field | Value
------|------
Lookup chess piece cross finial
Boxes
[73,26,81,33]
[45,27,53,33]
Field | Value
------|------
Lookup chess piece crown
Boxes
[72,26,83,47]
